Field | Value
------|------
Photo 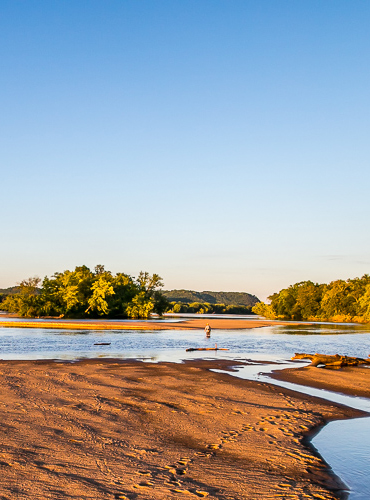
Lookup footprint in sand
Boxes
[278,427,296,437]
[220,430,241,443]
[229,430,239,436]
[207,443,221,450]
[136,469,151,476]
[133,480,154,489]
[176,468,187,475]
[277,482,294,489]
[165,461,189,477]
[265,417,277,425]
[231,409,245,415]
[168,479,182,486]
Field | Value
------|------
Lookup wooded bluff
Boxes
[163,289,259,315]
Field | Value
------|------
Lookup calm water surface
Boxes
[0,320,369,499]
[0,321,370,361]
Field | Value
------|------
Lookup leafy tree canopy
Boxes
[252,274,370,323]
[0,265,169,319]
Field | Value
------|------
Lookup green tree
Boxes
[126,291,154,319]
[294,281,324,320]
[252,302,276,319]
[0,266,169,319]
[319,280,353,319]
[86,273,115,315]
[47,265,94,317]
[254,274,370,323]
[0,277,42,317]
[108,273,137,317]
[358,284,370,321]
[172,303,183,313]
[134,272,169,316]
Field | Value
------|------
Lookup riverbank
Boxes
[270,363,370,399]
[0,358,364,499]
[0,317,282,330]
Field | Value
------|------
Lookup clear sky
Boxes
[1,1,369,301]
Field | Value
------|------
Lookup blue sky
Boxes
[1,1,369,301]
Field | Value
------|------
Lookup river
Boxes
[0,318,369,498]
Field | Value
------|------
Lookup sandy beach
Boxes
[0,358,366,500]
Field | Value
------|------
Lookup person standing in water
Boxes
[205,323,211,337]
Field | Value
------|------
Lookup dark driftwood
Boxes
[186,344,228,352]
[292,352,370,367]
[94,343,111,346]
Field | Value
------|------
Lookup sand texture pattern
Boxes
[0,359,364,500]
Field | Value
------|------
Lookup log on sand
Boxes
[292,352,370,367]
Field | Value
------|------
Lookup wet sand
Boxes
[0,358,365,499]
[270,363,370,399]
[0,317,281,331]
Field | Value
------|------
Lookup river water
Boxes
[0,318,369,498]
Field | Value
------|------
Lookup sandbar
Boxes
[270,363,370,399]
[0,358,365,499]
[0,317,282,330]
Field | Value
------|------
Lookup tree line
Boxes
[162,289,259,308]
[252,274,370,323]
[168,302,254,315]
[0,265,169,319]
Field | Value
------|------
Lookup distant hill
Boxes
[0,287,19,295]
[162,289,259,307]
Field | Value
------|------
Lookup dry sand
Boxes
[0,358,366,500]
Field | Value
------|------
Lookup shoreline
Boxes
[270,363,370,399]
[0,317,284,330]
[0,358,366,499]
